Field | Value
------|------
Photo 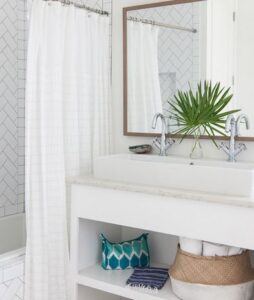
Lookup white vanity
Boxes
[70,154,254,300]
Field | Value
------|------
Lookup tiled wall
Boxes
[0,252,25,299]
[0,0,112,218]
[0,0,26,217]
[128,2,202,108]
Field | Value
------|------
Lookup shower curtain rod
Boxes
[127,16,197,33]
[42,0,110,16]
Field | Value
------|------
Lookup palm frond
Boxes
[168,81,240,146]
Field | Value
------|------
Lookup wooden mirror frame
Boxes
[123,0,253,141]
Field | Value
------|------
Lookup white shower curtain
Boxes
[25,1,111,299]
[127,21,162,132]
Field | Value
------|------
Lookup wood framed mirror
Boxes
[123,0,254,141]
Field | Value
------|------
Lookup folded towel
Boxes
[203,241,229,256]
[179,237,203,256]
[179,238,245,258]
[228,246,244,256]
[126,267,169,290]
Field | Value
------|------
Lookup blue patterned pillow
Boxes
[100,233,150,270]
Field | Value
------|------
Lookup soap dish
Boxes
[129,144,152,154]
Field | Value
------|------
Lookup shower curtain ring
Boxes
[62,0,69,6]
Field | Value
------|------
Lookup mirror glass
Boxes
[124,0,254,139]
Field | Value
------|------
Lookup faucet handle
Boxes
[239,143,247,150]
[152,137,161,151]
[163,138,175,154]
[236,114,250,136]
[218,142,227,149]
[235,143,247,157]
[165,138,175,148]
[218,142,230,155]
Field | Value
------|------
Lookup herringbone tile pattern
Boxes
[0,277,24,300]
[128,3,200,108]
[0,0,111,218]
[0,0,26,217]
[0,254,25,300]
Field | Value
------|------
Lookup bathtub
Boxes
[0,213,26,299]
[0,213,26,255]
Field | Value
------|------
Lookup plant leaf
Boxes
[167,81,240,146]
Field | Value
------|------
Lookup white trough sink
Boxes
[94,154,254,197]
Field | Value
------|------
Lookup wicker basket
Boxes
[170,247,254,300]
[170,278,254,300]
[170,247,254,286]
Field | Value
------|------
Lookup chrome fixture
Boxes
[42,0,110,15]
[236,114,250,136]
[127,16,197,33]
[219,114,249,162]
[152,113,175,156]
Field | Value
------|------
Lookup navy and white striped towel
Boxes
[126,267,169,290]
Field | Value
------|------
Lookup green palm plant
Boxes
[168,81,240,146]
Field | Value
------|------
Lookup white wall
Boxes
[206,0,236,90]
[234,0,254,137]
[111,0,254,162]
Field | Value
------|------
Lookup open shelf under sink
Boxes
[77,264,178,300]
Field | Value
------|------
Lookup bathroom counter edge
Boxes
[67,176,254,209]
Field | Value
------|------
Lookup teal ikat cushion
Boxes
[100,233,150,270]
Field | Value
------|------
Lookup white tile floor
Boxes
[0,255,25,300]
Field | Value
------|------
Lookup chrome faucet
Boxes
[152,113,175,156]
[236,114,250,136]
[219,114,249,162]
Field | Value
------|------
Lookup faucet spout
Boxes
[152,113,174,156]
[219,114,248,162]
[225,114,236,133]
[236,114,250,136]
[152,113,167,134]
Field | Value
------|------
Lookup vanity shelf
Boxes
[70,177,254,300]
[70,212,178,300]
[77,264,178,300]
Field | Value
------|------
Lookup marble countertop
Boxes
[67,176,254,209]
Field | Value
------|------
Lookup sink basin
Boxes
[94,154,254,197]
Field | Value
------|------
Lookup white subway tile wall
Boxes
[0,253,25,300]
[128,3,202,108]
[0,0,112,218]
[0,0,26,217]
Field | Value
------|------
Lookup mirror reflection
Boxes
[127,1,207,134]
[124,0,254,139]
